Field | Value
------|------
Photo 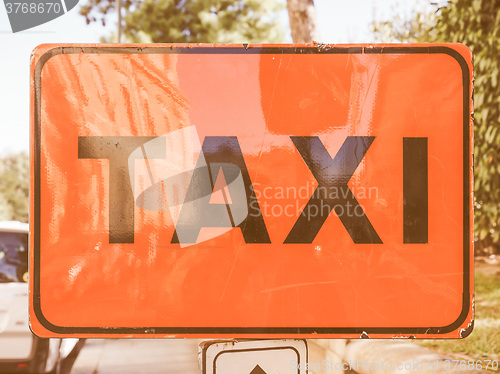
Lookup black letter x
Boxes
[284,136,382,244]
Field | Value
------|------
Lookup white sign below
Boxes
[199,339,308,374]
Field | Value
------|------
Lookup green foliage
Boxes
[371,4,439,43]
[372,0,500,254]
[80,0,286,43]
[0,152,29,223]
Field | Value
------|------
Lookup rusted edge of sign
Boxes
[30,43,473,338]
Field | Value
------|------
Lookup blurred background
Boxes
[0,0,498,373]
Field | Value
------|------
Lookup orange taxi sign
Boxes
[30,44,473,338]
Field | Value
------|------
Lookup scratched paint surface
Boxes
[30,44,473,338]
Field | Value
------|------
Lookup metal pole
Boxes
[116,0,122,43]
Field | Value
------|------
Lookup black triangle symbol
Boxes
[250,365,267,374]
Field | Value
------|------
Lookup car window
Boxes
[0,232,28,283]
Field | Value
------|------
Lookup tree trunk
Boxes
[286,0,319,43]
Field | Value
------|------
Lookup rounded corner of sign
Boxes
[439,322,474,340]
[439,300,474,338]
[31,44,54,63]
[457,300,475,339]
[451,43,473,63]
[293,339,308,351]
[199,339,222,353]
[438,44,473,76]
[459,317,475,339]
[27,317,37,336]
[32,45,66,79]
[30,302,65,338]
[28,314,51,338]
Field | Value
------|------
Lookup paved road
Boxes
[71,339,201,374]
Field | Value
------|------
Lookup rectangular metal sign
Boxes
[30,44,473,338]
[199,339,308,374]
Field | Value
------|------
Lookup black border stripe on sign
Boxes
[33,45,471,336]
